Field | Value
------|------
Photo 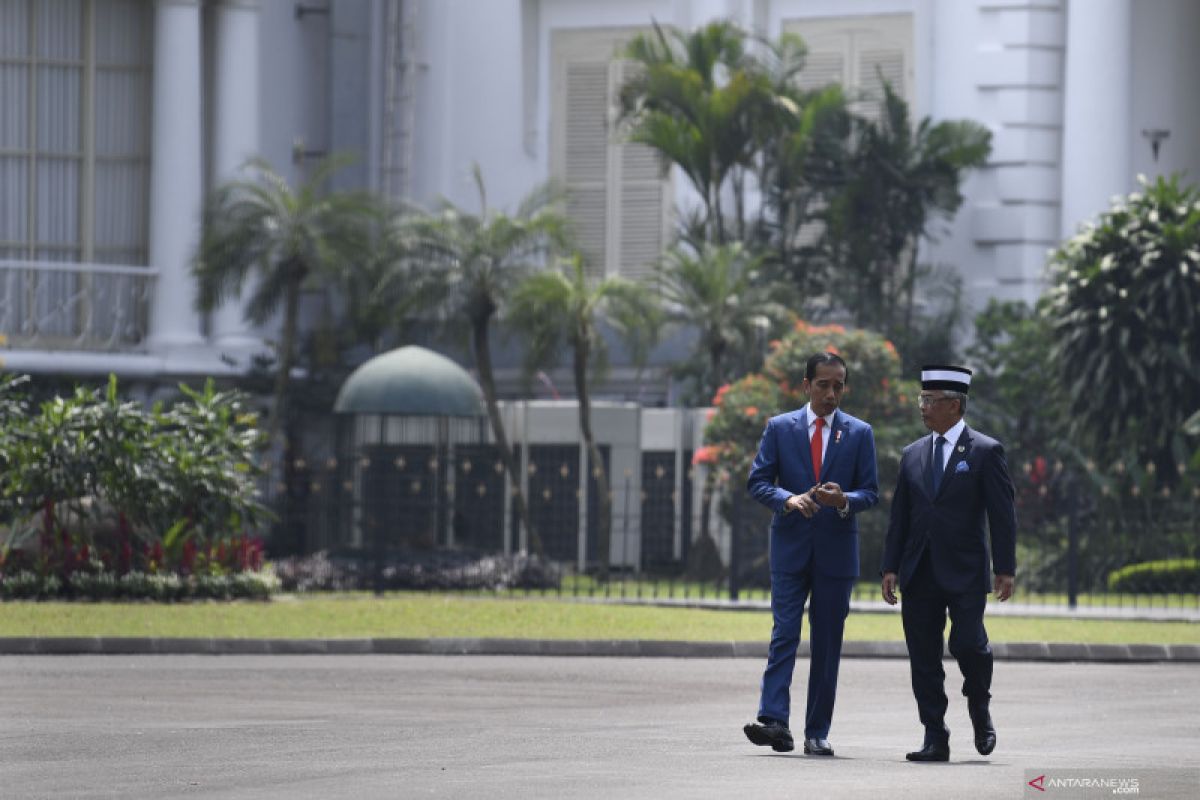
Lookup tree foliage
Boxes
[194,156,384,445]
[1046,174,1200,476]
[820,81,990,364]
[508,255,660,576]
[389,168,572,555]
[654,241,788,404]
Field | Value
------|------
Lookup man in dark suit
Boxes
[742,353,879,756]
[881,365,1016,762]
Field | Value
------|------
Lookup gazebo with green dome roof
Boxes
[319,346,497,586]
[333,345,485,418]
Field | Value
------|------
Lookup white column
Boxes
[147,0,204,350]
[210,0,263,350]
[1060,0,1133,239]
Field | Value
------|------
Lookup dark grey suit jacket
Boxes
[881,425,1017,595]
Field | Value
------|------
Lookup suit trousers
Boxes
[758,567,855,739]
[900,552,993,745]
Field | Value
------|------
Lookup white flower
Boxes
[1098,307,1108,319]
[1118,288,1128,299]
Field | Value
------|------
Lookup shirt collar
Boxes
[936,418,967,446]
[804,403,836,428]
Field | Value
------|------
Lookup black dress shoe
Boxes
[969,706,996,756]
[744,719,794,752]
[905,742,950,762]
[803,737,834,756]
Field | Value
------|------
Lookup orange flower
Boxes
[768,339,782,351]
[745,406,759,418]
[705,409,716,421]
[712,383,732,407]
[884,340,898,358]
[825,344,839,355]
[692,446,720,466]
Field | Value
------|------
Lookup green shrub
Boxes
[0,374,271,589]
[0,569,278,602]
[1107,559,1200,594]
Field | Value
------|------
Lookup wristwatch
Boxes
[837,501,851,519]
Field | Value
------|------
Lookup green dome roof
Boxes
[334,346,484,416]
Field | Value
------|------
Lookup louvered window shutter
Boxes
[854,43,907,124]
[610,60,666,282]
[553,30,670,281]
[785,14,914,121]
[796,48,848,93]
[564,61,610,276]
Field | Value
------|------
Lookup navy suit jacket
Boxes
[747,408,879,578]
[881,425,1017,595]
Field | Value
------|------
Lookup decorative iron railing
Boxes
[0,260,157,351]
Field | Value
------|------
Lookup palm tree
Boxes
[390,168,570,556]
[508,255,660,579]
[620,20,776,243]
[654,241,786,576]
[822,81,990,345]
[752,34,852,290]
[194,156,383,446]
[655,241,784,402]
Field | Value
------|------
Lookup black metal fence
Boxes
[264,415,1200,609]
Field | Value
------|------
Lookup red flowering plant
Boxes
[700,320,925,575]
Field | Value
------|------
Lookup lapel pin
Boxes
[835,430,843,444]
[957,446,965,453]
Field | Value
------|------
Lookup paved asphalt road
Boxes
[1,655,1198,799]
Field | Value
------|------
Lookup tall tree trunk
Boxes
[266,279,302,554]
[573,333,610,581]
[711,176,726,245]
[268,279,300,449]
[687,467,723,581]
[691,368,724,578]
[731,168,746,242]
[708,340,725,401]
[472,319,541,556]
[900,238,920,346]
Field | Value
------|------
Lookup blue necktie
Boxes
[930,436,947,496]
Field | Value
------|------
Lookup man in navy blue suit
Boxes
[742,352,879,756]
[881,365,1016,762]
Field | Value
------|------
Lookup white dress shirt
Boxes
[805,403,835,464]
[932,418,967,474]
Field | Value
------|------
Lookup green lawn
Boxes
[1,593,1197,644]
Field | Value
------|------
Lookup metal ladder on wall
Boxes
[381,0,418,203]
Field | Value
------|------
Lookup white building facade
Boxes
[2,0,1198,388]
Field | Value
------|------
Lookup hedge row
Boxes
[0,569,280,602]
[1107,559,1200,594]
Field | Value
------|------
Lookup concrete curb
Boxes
[596,596,1200,623]
[1,637,1197,662]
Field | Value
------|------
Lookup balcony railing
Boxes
[0,260,157,352]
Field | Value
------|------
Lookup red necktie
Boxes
[811,417,825,479]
